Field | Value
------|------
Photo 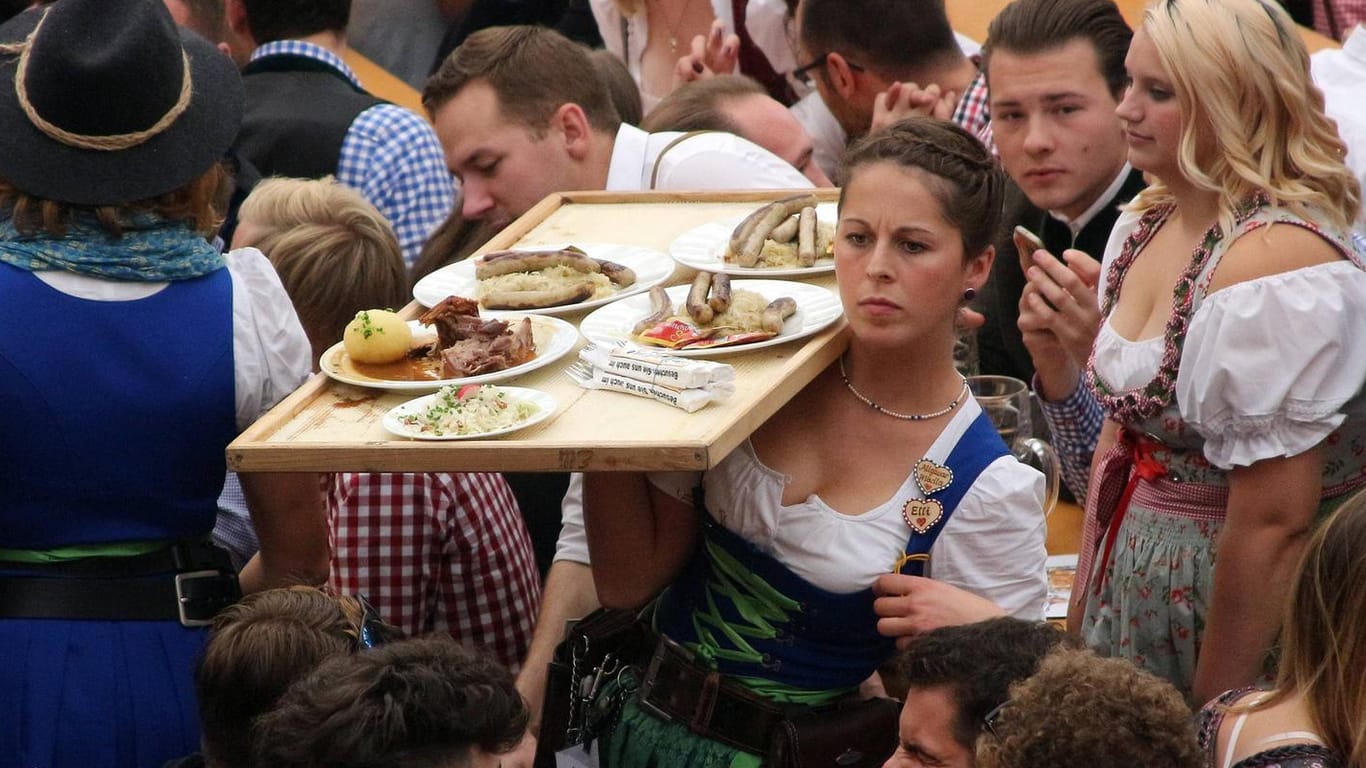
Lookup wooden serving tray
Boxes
[227,189,846,473]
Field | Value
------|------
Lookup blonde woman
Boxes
[1199,489,1366,768]
[1069,0,1366,705]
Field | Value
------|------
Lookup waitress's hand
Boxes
[873,574,1006,648]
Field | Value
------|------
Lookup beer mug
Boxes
[967,375,1061,516]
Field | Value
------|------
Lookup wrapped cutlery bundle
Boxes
[571,346,735,412]
[579,345,735,388]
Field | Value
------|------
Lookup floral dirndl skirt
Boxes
[1080,478,1224,701]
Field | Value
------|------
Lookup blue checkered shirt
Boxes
[249,41,456,266]
[1035,376,1104,500]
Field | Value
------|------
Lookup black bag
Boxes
[535,608,652,768]
[765,696,902,768]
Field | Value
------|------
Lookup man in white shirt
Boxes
[424,25,810,234]
[422,23,811,745]
[1311,23,1366,232]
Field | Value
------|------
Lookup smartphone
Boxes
[1014,226,1057,310]
[1013,225,1047,272]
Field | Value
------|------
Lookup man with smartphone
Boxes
[973,0,1144,499]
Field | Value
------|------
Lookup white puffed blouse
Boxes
[1093,212,1366,470]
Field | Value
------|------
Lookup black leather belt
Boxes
[636,634,786,755]
[0,541,240,627]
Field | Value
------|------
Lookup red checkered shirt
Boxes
[328,472,540,671]
[1314,0,1366,38]
[951,65,996,155]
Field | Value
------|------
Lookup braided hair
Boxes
[839,118,1004,257]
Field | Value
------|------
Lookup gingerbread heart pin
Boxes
[902,498,945,535]
[913,459,954,496]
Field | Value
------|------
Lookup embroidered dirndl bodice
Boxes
[1086,196,1366,490]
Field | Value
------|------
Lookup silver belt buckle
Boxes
[175,569,220,628]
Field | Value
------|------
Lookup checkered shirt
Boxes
[951,65,996,155]
[249,41,456,266]
[1315,0,1366,38]
[1035,376,1105,501]
[328,472,541,672]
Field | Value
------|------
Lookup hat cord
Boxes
[0,11,194,152]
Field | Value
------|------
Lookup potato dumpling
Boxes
[343,309,412,364]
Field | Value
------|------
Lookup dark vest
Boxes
[977,167,1148,383]
[236,54,384,180]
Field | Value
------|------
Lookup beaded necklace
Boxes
[839,355,969,421]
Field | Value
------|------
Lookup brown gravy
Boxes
[352,356,443,381]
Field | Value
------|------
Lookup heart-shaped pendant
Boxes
[902,498,945,534]
[913,458,954,496]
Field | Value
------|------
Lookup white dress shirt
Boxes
[1311,25,1366,231]
[605,122,814,191]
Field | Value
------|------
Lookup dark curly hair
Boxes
[840,117,1005,257]
[897,617,1077,750]
[253,635,529,768]
[976,648,1201,768]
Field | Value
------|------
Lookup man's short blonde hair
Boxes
[237,177,407,356]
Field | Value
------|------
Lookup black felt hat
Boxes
[0,0,243,205]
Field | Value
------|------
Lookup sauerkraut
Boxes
[477,266,614,301]
[400,385,538,437]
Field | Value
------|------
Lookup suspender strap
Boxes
[899,410,1011,576]
[649,130,719,189]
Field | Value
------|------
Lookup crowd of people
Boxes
[0,0,1363,766]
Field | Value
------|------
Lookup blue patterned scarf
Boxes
[0,213,224,281]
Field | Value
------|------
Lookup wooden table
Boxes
[228,190,848,474]
[946,0,1339,52]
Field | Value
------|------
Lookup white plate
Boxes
[382,386,558,441]
[669,202,838,277]
[412,243,675,315]
[578,279,844,358]
[320,315,579,392]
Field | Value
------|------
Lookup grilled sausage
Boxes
[797,206,817,266]
[475,248,601,279]
[595,259,637,287]
[737,193,823,266]
[686,271,715,324]
[631,285,674,335]
[482,281,596,310]
[707,272,731,314]
[761,296,797,334]
[769,215,800,244]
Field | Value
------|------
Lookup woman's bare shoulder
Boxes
[1210,222,1348,293]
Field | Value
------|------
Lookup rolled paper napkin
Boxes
[578,344,736,389]
[572,365,734,412]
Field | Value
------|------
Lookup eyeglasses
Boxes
[791,52,865,85]
[353,593,387,651]
[982,700,1009,741]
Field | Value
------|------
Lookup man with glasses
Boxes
[883,618,1075,768]
[793,0,987,144]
